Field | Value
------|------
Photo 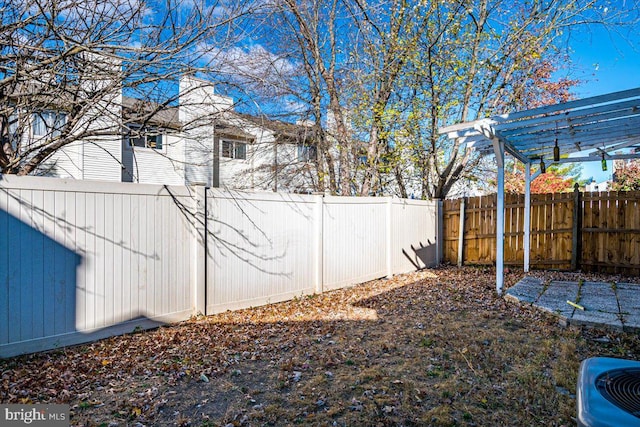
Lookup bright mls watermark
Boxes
[0,405,69,426]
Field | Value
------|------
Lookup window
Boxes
[5,112,19,150]
[221,140,232,158]
[8,113,18,136]
[128,125,163,150]
[297,144,317,162]
[221,140,247,160]
[234,142,246,159]
[32,111,66,138]
[146,133,162,149]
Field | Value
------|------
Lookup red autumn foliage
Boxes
[611,160,640,192]
[504,162,575,194]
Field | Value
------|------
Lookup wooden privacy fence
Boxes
[443,189,640,275]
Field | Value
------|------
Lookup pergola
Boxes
[438,88,640,295]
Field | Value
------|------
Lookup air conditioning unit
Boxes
[577,357,640,427]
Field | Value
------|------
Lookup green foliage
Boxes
[233,0,637,198]
[345,0,591,198]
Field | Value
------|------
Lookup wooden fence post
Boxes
[571,183,582,271]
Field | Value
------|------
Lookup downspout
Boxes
[81,132,85,179]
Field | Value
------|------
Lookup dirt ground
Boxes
[2,266,640,426]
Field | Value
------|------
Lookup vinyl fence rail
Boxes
[1,175,439,357]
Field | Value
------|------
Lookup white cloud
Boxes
[200,43,297,95]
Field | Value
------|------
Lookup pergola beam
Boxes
[598,139,640,153]
[496,100,640,134]
[438,88,640,136]
[476,122,530,165]
[438,87,640,296]
[504,115,640,145]
[492,87,640,121]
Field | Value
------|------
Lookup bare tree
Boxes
[203,0,357,194]
[206,0,639,198]
[0,0,248,176]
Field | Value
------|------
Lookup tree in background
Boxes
[211,0,639,197]
[503,160,584,194]
[4,0,638,196]
[199,0,348,193]
[0,0,248,175]
[379,0,628,199]
[203,0,421,195]
[611,160,640,191]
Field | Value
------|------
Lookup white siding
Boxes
[67,69,124,182]
[0,176,196,357]
[217,129,317,193]
[184,136,214,186]
[179,76,216,186]
[218,138,264,189]
[41,140,83,179]
[215,117,276,191]
[124,134,185,185]
[81,137,123,181]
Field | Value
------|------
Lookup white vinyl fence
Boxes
[205,191,438,313]
[0,176,197,357]
[1,175,439,357]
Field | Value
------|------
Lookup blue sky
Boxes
[565,24,640,183]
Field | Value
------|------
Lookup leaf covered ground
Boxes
[2,266,640,426]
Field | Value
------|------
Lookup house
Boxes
[3,74,319,193]
[584,180,610,192]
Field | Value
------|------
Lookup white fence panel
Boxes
[322,197,388,291]
[1,176,440,357]
[391,199,439,274]
[0,176,196,357]
[206,190,317,314]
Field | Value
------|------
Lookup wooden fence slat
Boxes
[442,190,639,275]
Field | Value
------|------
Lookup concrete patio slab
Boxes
[572,282,622,330]
[504,276,545,304]
[506,277,637,331]
[535,281,579,318]
[615,283,640,331]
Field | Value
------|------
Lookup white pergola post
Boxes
[439,88,640,296]
[492,138,505,295]
[523,163,531,272]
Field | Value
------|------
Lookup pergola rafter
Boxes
[439,88,640,295]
